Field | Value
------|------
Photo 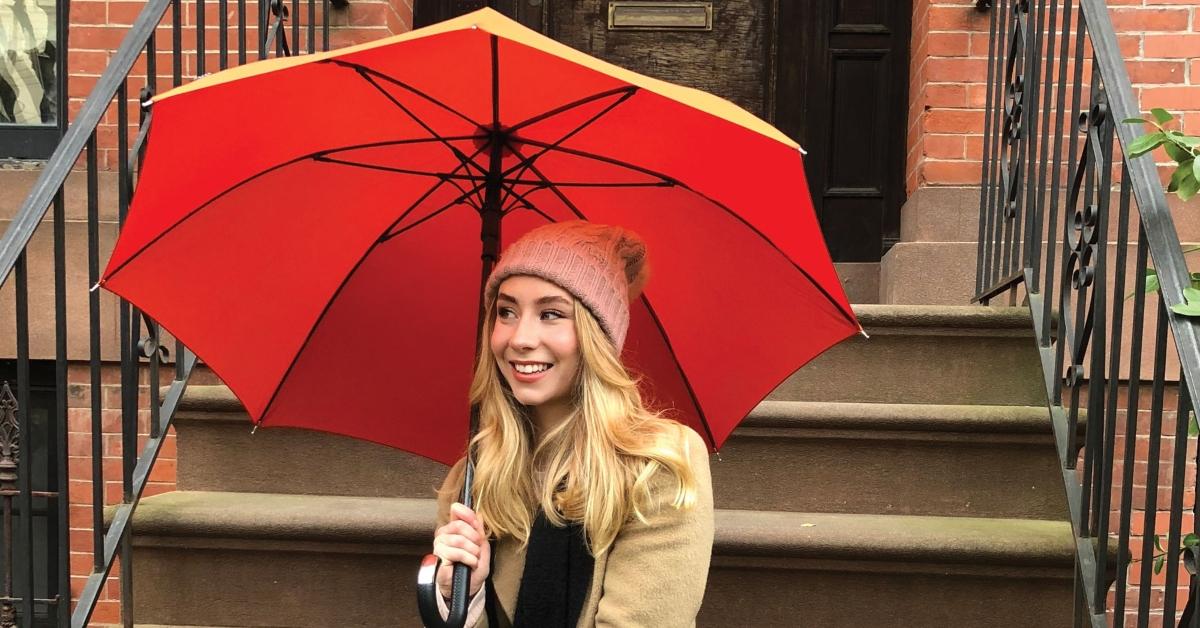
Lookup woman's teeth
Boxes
[514,363,552,374]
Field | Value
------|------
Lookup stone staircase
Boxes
[127,304,1076,627]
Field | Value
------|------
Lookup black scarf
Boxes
[506,510,595,628]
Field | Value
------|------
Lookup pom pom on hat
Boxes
[485,221,649,351]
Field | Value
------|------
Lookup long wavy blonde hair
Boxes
[445,291,700,555]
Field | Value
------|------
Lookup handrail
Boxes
[976,0,1200,624]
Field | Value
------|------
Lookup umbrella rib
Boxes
[636,293,719,452]
[502,180,672,188]
[353,68,488,180]
[324,59,484,129]
[256,149,492,426]
[380,179,491,243]
[103,136,478,284]
[313,155,485,182]
[501,89,639,184]
[508,86,637,134]
[506,139,858,330]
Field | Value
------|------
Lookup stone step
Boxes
[174,392,1066,519]
[772,304,1045,406]
[126,491,1075,628]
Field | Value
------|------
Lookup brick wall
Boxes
[63,0,412,170]
[907,1,1200,193]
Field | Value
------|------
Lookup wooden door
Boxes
[414,1,910,262]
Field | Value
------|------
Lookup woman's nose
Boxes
[511,315,538,349]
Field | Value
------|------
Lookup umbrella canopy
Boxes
[100,7,860,466]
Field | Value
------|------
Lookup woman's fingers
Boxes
[435,533,481,559]
[437,519,483,545]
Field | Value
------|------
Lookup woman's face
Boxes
[490,275,582,418]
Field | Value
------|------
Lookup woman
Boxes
[431,220,715,628]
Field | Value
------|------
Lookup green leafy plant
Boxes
[1123,108,1200,202]
[1131,533,1200,574]
[1123,109,1200,315]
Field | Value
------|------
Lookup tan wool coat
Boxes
[433,426,714,628]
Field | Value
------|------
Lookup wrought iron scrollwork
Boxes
[999,0,1030,221]
[0,382,18,628]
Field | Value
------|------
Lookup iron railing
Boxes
[977,0,1200,625]
[0,0,330,624]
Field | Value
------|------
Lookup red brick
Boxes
[1127,60,1186,85]
[926,58,989,83]
[925,134,965,159]
[71,2,109,26]
[928,6,990,32]
[927,32,971,57]
[924,109,984,134]
[1144,33,1200,58]
[1139,86,1200,111]
[924,84,968,108]
[922,160,983,185]
[1109,8,1190,33]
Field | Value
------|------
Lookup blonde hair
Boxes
[446,294,700,555]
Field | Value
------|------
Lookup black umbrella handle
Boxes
[417,555,472,628]
[418,457,478,628]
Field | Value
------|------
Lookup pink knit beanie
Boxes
[485,221,650,351]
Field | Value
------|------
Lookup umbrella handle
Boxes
[417,554,472,628]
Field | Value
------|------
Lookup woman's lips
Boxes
[510,363,552,383]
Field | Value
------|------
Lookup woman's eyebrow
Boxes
[495,293,571,307]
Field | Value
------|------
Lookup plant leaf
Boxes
[1185,533,1199,547]
[1166,141,1191,162]
[1156,535,1165,552]
[1128,132,1167,157]
[1169,164,1192,193]
[1184,287,1200,302]
[1179,170,1200,202]
[1155,555,1166,574]
[1194,156,1200,184]
[1123,117,1148,125]
[1171,300,1200,317]
[1144,268,1161,295]
[1152,108,1175,124]
[1190,412,1199,438]
[1179,135,1200,148]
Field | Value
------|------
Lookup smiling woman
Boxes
[431,220,714,628]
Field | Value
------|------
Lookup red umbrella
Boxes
[101,8,859,464]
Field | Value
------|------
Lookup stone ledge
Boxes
[852,303,1033,333]
[125,491,1074,569]
[741,400,1050,435]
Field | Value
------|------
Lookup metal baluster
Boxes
[14,249,32,628]
[977,0,1003,298]
[1040,0,1077,348]
[86,132,104,577]
[238,0,247,64]
[1093,162,1131,614]
[173,0,183,87]
[1162,368,1191,624]
[1113,223,1149,622]
[198,0,207,76]
[220,0,229,69]
[308,0,315,54]
[1026,0,1063,294]
[117,80,137,628]
[1136,298,1171,626]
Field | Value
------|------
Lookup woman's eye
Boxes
[497,307,515,319]
[542,310,564,320]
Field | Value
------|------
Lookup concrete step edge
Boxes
[175,386,1053,436]
[125,491,1074,568]
[851,304,1033,334]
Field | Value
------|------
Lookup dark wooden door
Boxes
[776,2,910,262]
[414,1,910,262]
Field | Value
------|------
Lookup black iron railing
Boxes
[0,0,329,625]
[977,0,1200,625]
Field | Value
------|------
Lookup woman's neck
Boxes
[531,400,572,443]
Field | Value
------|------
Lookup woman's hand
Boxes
[433,502,491,598]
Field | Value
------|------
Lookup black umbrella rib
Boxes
[379,179,492,243]
[103,136,475,282]
[506,139,858,330]
[313,155,483,182]
[508,86,637,135]
[502,180,671,188]
[324,59,483,129]
[355,68,488,180]
[501,88,639,185]
[637,293,719,452]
